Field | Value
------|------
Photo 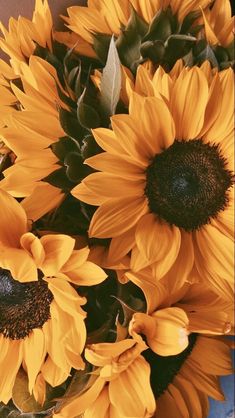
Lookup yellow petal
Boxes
[156,389,183,418]
[20,232,45,266]
[65,261,107,286]
[170,67,209,139]
[130,309,189,356]
[23,328,46,393]
[135,214,181,275]
[0,340,23,404]
[21,183,65,221]
[201,8,219,45]
[83,172,145,198]
[85,152,145,180]
[0,189,28,247]
[40,234,75,276]
[41,356,68,387]
[195,224,234,286]
[89,197,148,238]
[0,246,38,282]
[62,247,90,271]
[71,181,109,206]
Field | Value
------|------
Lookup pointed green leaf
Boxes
[100,36,122,117]
[43,167,75,190]
[81,134,102,159]
[64,151,92,182]
[77,89,100,129]
[92,33,112,63]
[51,136,80,161]
[59,108,85,141]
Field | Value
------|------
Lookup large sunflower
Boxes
[53,280,233,418]
[0,56,71,220]
[0,0,52,76]
[0,189,107,404]
[72,65,234,301]
[58,0,212,71]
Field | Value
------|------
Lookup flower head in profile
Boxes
[0,189,107,404]
[73,65,234,301]
[0,56,73,221]
[58,0,212,71]
[0,0,52,76]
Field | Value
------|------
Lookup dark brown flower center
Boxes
[143,333,197,398]
[145,139,233,231]
[0,268,53,340]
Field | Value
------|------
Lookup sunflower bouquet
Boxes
[0,0,234,417]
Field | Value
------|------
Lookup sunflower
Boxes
[59,0,211,71]
[53,334,156,418]
[0,189,107,404]
[0,0,52,76]
[53,279,233,418]
[150,335,233,418]
[0,56,72,220]
[72,65,234,301]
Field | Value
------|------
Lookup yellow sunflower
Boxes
[53,279,233,418]
[58,0,211,71]
[62,0,210,42]
[72,65,234,301]
[53,334,156,418]
[0,56,72,220]
[0,0,52,76]
[0,189,107,404]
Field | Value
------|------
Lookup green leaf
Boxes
[63,365,91,399]
[67,65,81,95]
[197,44,219,67]
[12,369,46,414]
[64,151,92,182]
[81,134,103,159]
[140,40,165,62]
[144,9,173,42]
[92,33,112,64]
[179,10,201,34]
[100,36,122,117]
[59,108,84,141]
[51,136,80,161]
[77,89,101,129]
[43,167,75,190]
[115,7,149,72]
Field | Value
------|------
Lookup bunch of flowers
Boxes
[0,0,234,417]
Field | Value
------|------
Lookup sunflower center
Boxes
[145,139,233,231]
[143,333,197,398]
[0,268,53,340]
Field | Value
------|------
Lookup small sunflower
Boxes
[0,189,107,404]
[72,65,234,301]
[0,56,70,220]
[59,0,211,71]
[0,0,52,76]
